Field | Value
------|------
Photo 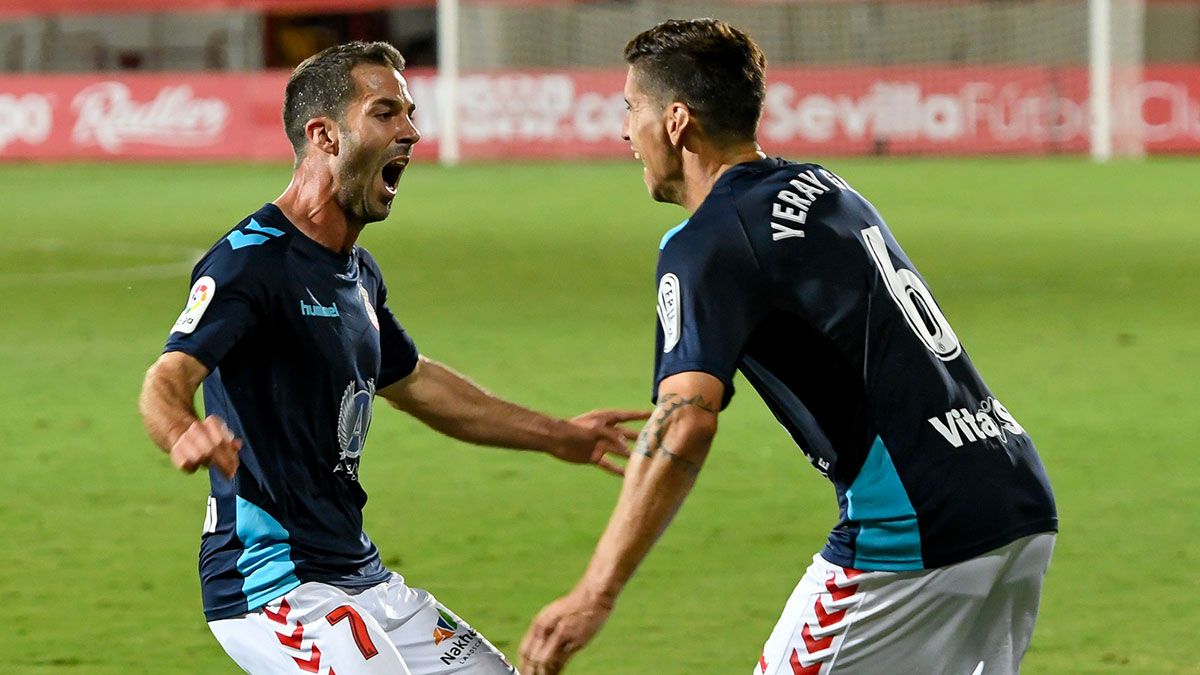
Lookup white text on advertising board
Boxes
[0,93,52,151]
[72,82,229,151]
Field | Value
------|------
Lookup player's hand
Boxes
[550,409,649,476]
[170,415,243,479]
[519,587,614,675]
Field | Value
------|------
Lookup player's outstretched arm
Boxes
[519,370,722,675]
[138,351,241,479]
[378,356,647,476]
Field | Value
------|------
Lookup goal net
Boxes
[432,0,1146,162]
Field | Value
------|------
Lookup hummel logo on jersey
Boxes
[928,397,1025,448]
[300,299,339,318]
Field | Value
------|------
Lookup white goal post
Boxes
[1090,0,1147,160]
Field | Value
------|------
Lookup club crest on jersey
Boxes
[358,283,380,331]
[335,378,375,480]
[657,273,681,353]
[171,275,215,335]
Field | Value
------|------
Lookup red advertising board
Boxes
[0,72,293,160]
[1138,65,1200,151]
[0,0,434,19]
[1,65,1198,161]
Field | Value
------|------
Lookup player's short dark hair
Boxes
[624,18,766,145]
[282,41,405,156]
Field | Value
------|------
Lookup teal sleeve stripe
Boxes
[235,497,301,610]
[845,436,924,571]
[227,218,285,249]
[659,219,690,250]
[245,219,284,237]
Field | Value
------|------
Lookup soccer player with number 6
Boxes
[519,19,1058,675]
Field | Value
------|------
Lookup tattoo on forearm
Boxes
[633,393,715,476]
[656,443,701,476]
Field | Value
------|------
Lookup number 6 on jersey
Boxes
[862,225,962,361]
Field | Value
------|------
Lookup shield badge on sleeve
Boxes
[657,273,681,353]
[172,276,216,335]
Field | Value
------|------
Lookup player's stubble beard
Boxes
[647,151,685,206]
[640,112,685,206]
[334,126,392,227]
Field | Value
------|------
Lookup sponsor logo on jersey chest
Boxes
[929,396,1025,449]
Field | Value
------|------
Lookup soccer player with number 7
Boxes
[138,41,646,674]
[519,19,1058,675]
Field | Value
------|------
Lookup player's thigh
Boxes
[754,553,872,675]
[1003,531,1055,657]
[210,582,412,675]
[356,575,517,675]
[950,533,1057,675]
[210,615,309,674]
[756,552,1010,675]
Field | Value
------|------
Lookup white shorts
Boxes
[755,532,1055,675]
[209,573,518,675]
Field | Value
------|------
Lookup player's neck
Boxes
[679,143,766,213]
[274,166,364,255]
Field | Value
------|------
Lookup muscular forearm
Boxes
[386,358,575,452]
[139,353,206,453]
[419,386,573,451]
[517,378,717,674]
[575,395,716,601]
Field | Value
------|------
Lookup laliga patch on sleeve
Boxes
[171,276,216,335]
[657,273,681,353]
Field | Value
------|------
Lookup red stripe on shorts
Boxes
[790,647,822,675]
[264,598,292,624]
[789,567,864,674]
[262,597,326,673]
[293,643,322,673]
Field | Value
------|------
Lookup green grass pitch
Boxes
[0,157,1197,674]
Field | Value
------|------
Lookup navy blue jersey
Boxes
[163,204,419,621]
[652,158,1056,572]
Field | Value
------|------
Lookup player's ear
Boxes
[665,102,690,147]
[305,117,339,156]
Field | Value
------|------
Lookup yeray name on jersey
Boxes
[766,166,853,241]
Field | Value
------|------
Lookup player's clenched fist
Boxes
[171,415,242,479]
[520,588,613,675]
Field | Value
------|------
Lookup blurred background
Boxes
[1,0,1198,161]
[2,1,1198,674]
